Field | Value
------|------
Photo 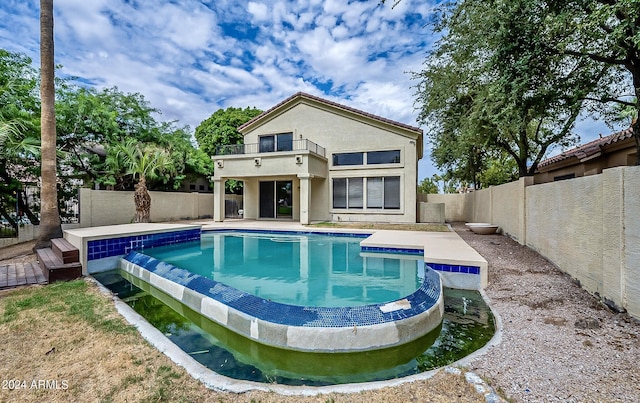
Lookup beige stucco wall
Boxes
[425,166,639,319]
[526,175,605,293]
[426,193,470,222]
[622,166,640,319]
[79,188,213,227]
[227,101,420,223]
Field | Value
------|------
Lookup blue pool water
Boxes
[142,231,423,307]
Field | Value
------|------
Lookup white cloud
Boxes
[247,2,269,22]
[0,0,443,179]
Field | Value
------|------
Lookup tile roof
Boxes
[238,92,423,134]
[537,127,634,169]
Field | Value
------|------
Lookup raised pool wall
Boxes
[119,249,444,352]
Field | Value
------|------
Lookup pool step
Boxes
[36,238,82,283]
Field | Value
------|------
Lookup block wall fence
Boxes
[78,188,214,227]
[427,166,640,320]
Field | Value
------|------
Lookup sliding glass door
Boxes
[259,180,292,218]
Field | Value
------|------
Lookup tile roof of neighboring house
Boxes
[537,127,634,169]
[238,92,423,134]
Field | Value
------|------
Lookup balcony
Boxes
[215,139,326,157]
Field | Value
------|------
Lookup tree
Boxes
[55,85,213,192]
[415,0,606,181]
[195,106,262,156]
[106,139,174,223]
[195,106,262,194]
[417,177,439,194]
[0,50,42,228]
[35,0,62,249]
[556,0,640,164]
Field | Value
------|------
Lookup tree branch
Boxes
[564,49,626,65]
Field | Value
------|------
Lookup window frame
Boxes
[331,175,402,212]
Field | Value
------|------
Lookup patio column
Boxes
[298,174,313,225]
[213,177,224,222]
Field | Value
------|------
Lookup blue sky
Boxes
[0,0,622,183]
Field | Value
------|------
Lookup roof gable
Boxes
[238,92,423,139]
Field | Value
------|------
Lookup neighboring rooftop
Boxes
[538,127,634,169]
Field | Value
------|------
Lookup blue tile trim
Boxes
[426,262,480,275]
[123,250,441,328]
[88,229,201,261]
[203,228,371,239]
[204,230,422,255]
[361,246,424,255]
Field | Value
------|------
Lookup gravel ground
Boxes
[454,222,640,402]
[2,226,639,402]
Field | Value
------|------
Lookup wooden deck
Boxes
[0,261,47,290]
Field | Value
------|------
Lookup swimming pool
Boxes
[120,230,444,353]
[142,232,424,307]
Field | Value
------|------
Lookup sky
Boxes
[0,0,623,183]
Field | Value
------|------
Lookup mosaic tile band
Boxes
[87,229,201,261]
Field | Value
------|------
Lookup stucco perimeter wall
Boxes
[79,188,213,227]
[524,166,640,318]
[425,193,469,222]
[429,167,639,318]
[526,174,605,294]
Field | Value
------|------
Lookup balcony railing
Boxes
[215,139,326,157]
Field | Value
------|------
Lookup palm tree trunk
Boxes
[35,0,62,250]
[134,176,151,223]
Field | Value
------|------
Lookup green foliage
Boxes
[417,177,439,194]
[195,106,262,156]
[55,85,212,191]
[416,0,607,183]
[105,139,175,186]
[0,50,41,227]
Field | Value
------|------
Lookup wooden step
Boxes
[36,247,82,283]
[51,238,79,264]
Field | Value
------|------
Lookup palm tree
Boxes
[35,0,63,250]
[107,139,174,223]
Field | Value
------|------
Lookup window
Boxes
[333,152,363,166]
[332,150,401,166]
[367,176,400,209]
[259,133,293,152]
[383,176,400,209]
[333,176,401,210]
[367,150,400,164]
[332,177,363,209]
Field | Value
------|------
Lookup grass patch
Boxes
[1,280,133,334]
[309,222,450,232]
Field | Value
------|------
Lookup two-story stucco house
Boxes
[211,92,423,224]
